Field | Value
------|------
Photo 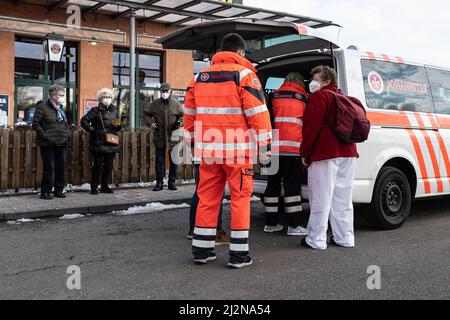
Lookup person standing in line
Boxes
[81,88,121,195]
[300,66,359,250]
[32,85,71,200]
[143,83,183,192]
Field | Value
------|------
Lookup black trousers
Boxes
[91,152,115,191]
[263,156,304,228]
[40,146,67,194]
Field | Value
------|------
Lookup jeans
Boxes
[155,147,177,184]
[189,164,223,230]
[40,146,67,194]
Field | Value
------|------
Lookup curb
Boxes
[1,195,195,222]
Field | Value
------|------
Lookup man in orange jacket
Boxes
[263,72,309,237]
[184,33,272,269]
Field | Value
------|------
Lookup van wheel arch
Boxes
[365,158,416,230]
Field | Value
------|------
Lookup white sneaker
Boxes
[264,225,284,233]
[287,226,308,236]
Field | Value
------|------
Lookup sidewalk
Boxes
[0,185,196,221]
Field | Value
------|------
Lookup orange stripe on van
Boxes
[381,54,391,62]
[396,56,405,64]
[367,111,410,127]
[437,115,450,129]
[434,131,450,177]
[367,52,377,60]
[428,115,438,129]
[406,129,431,194]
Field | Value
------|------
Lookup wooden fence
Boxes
[0,128,193,192]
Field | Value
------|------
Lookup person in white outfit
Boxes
[300,66,359,250]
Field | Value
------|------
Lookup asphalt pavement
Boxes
[0,196,449,300]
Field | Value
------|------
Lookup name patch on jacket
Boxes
[198,71,239,84]
[272,91,308,104]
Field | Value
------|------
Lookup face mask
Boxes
[101,98,112,107]
[57,97,65,105]
[161,93,170,100]
[309,80,322,93]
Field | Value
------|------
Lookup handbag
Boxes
[99,111,119,146]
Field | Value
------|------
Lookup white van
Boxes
[158,18,450,230]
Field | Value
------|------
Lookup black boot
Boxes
[101,185,114,194]
[168,182,178,191]
[153,181,163,191]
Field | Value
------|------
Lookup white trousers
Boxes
[306,157,357,250]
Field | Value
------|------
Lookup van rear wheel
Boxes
[365,167,412,230]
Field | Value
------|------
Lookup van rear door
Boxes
[157,18,340,62]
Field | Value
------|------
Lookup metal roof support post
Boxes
[129,8,136,130]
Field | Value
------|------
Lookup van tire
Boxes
[365,167,412,230]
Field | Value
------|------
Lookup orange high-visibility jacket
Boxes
[270,82,308,155]
[184,51,272,162]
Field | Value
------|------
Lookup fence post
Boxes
[0,129,9,191]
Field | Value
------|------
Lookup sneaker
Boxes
[227,256,253,269]
[287,226,308,237]
[194,252,217,265]
[264,225,284,233]
[215,229,230,246]
[187,227,194,240]
[329,237,354,248]
[90,189,98,195]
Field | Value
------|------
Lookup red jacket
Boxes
[301,84,358,163]
[270,82,308,155]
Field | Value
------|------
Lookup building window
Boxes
[14,37,78,125]
[113,49,162,128]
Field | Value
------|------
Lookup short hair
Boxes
[311,65,337,85]
[49,85,64,97]
[220,33,246,53]
[285,72,305,87]
[96,88,114,101]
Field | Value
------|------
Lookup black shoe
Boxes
[153,182,163,192]
[90,189,98,195]
[227,256,253,269]
[194,252,217,265]
[40,193,53,200]
[101,186,114,194]
[168,182,177,191]
[53,191,66,198]
[301,238,315,250]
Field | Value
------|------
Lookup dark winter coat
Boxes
[142,97,183,149]
[32,99,71,147]
[81,104,121,154]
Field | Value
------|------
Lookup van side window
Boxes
[426,67,450,115]
[361,60,434,113]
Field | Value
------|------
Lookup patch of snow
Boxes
[65,184,91,192]
[114,202,189,216]
[60,214,85,220]
[7,218,43,225]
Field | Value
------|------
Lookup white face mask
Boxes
[161,92,170,100]
[56,96,65,105]
[101,98,112,107]
[309,80,322,93]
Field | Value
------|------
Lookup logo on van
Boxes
[368,71,384,95]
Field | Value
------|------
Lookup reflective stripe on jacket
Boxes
[270,82,308,155]
[184,51,272,162]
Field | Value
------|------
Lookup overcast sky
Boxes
[246,0,450,68]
